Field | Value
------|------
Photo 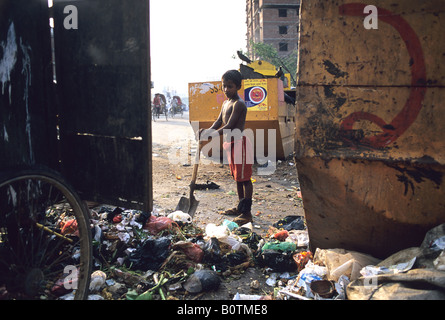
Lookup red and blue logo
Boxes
[244,86,267,108]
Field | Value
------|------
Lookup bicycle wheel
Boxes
[0,169,92,300]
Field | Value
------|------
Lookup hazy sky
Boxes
[149,0,247,97]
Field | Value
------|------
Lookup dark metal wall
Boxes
[52,0,151,211]
[0,0,58,170]
[0,0,152,212]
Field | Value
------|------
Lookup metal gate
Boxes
[0,0,152,212]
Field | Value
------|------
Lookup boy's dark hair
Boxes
[222,70,242,88]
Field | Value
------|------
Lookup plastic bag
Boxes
[258,250,297,272]
[222,219,239,231]
[273,216,305,231]
[173,241,204,263]
[143,215,178,235]
[242,232,262,251]
[431,236,445,251]
[273,230,289,241]
[360,257,416,277]
[287,230,309,247]
[202,237,222,260]
[167,210,192,225]
[126,237,171,271]
[205,223,230,240]
[296,261,327,298]
[183,269,221,293]
[313,248,380,282]
[89,270,107,292]
[60,219,78,236]
[261,241,296,253]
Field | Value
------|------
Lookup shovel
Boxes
[176,142,202,217]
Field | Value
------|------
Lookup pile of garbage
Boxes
[276,223,445,300]
[56,205,445,300]
[54,205,313,300]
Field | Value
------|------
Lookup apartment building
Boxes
[246,0,300,59]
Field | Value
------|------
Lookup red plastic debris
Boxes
[61,219,78,236]
[172,241,204,263]
[112,214,122,223]
[273,229,289,241]
[143,215,179,235]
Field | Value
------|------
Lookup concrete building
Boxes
[246,0,300,59]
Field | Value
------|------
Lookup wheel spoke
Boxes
[0,171,91,299]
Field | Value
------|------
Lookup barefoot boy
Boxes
[199,70,254,225]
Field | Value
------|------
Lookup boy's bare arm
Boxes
[198,110,223,140]
[209,111,223,130]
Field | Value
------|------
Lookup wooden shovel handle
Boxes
[191,142,201,185]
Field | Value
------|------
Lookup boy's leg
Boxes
[219,182,241,216]
[221,181,245,216]
[222,137,253,218]
[233,180,253,225]
[243,180,253,199]
[221,207,239,216]
[237,181,245,199]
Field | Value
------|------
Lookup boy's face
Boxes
[222,79,240,100]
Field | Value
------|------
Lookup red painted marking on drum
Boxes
[338,3,427,148]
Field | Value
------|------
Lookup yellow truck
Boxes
[188,60,296,161]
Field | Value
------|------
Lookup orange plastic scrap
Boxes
[61,219,78,236]
[112,214,123,223]
[293,251,313,272]
[273,229,289,241]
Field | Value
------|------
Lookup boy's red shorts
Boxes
[223,136,253,182]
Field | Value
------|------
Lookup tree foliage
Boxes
[249,41,298,87]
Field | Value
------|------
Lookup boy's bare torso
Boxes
[221,98,247,132]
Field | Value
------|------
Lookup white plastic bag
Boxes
[167,210,192,224]
[205,223,230,240]
[296,261,327,298]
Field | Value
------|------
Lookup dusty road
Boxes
[151,112,306,299]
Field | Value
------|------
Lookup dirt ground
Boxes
[151,112,305,299]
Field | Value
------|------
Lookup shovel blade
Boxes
[187,196,199,218]
[175,195,199,218]
[176,196,190,212]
